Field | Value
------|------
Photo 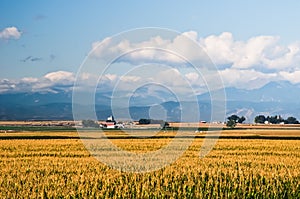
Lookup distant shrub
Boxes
[138,119,164,125]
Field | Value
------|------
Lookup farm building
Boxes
[101,116,117,129]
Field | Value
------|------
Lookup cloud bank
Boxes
[0,71,75,93]
[0,69,205,95]
[90,31,300,89]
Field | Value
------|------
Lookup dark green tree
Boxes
[238,116,246,123]
[254,115,266,124]
[285,116,299,124]
[226,115,246,128]
[226,114,246,128]
[138,119,151,124]
[226,119,236,128]
[138,119,165,125]
[267,115,284,124]
[227,115,239,122]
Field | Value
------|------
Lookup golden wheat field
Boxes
[0,130,299,198]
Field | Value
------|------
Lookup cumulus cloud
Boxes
[200,32,300,71]
[0,26,22,40]
[88,31,300,88]
[279,71,300,84]
[219,68,278,89]
[91,31,207,65]
[90,31,300,71]
[44,71,75,82]
[0,68,207,97]
[0,71,76,93]
[0,79,16,93]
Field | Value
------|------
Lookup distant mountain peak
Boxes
[260,80,293,90]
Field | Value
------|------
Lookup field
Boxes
[0,127,299,198]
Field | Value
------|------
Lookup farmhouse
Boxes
[101,116,117,129]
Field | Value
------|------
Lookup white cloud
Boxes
[262,43,300,70]
[199,32,236,66]
[90,31,300,73]
[87,30,300,88]
[103,74,118,82]
[219,68,278,89]
[279,71,300,84]
[81,68,207,96]
[0,71,76,93]
[185,72,199,83]
[21,77,38,83]
[0,27,22,40]
[0,68,297,97]
[120,75,141,82]
[38,71,75,92]
[0,79,16,93]
[80,72,92,81]
[91,31,206,65]
[44,71,75,82]
[200,32,297,70]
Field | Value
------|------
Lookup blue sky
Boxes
[1,1,300,93]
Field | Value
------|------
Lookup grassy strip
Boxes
[0,134,300,140]
[0,126,77,131]
[2,125,300,132]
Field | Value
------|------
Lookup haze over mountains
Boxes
[1,81,300,123]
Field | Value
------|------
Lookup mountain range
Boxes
[1,81,300,123]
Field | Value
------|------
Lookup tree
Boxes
[138,119,151,124]
[226,119,236,128]
[238,116,246,124]
[266,115,284,124]
[82,120,99,128]
[254,115,266,124]
[138,119,164,125]
[227,115,239,122]
[285,116,299,124]
[278,115,284,123]
[161,122,170,129]
[226,114,245,128]
[255,115,299,124]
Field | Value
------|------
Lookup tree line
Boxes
[254,115,299,124]
[226,114,299,128]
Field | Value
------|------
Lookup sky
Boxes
[1,0,300,94]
